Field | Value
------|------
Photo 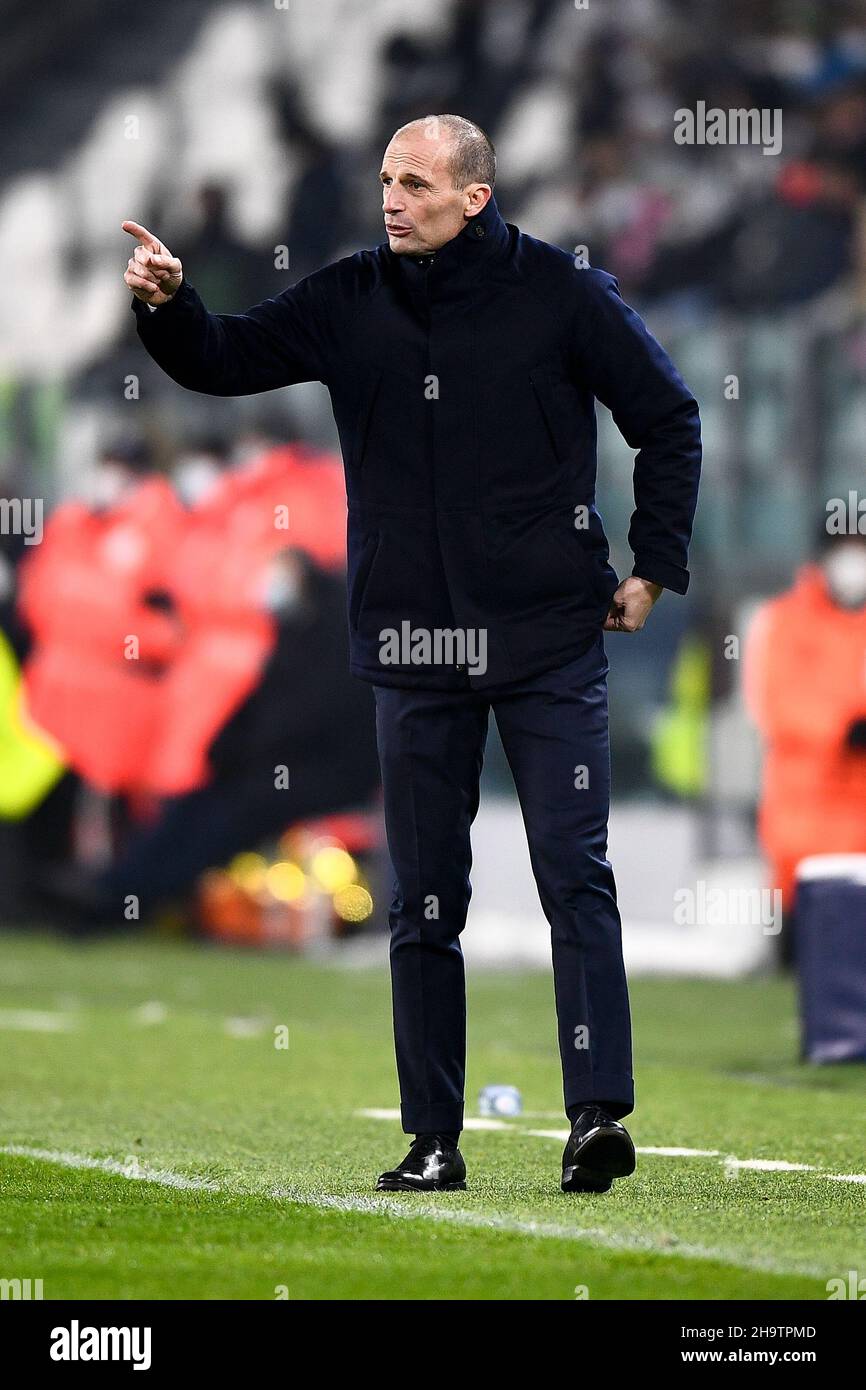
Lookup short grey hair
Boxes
[399,114,496,189]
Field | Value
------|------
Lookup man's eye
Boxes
[410,182,424,191]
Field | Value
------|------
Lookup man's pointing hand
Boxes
[122,220,183,306]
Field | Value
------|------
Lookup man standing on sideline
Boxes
[124,114,701,1195]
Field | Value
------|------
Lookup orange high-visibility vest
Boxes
[19,451,347,796]
[18,479,184,792]
[220,445,347,571]
[142,487,275,794]
[145,447,346,794]
[744,565,866,902]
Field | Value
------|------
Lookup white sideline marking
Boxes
[0,1145,219,1192]
[268,1187,824,1279]
[0,1143,831,1279]
[356,1110,866,1183]
[639,1146,721,1158]
[0,1009,76,1033]
[528,1139,722,1162]
[725,1158,816,1173]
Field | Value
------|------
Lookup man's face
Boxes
[380,128,484,255]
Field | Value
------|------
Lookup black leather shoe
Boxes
[376,1135,466,1192]
[561,1105,636,1193]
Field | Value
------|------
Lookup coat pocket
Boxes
[351,368,384,471]
[553,515,622,611]
[548,519,604,601]
[348,530,381,629]
[484,507,599,607]
[529,365,569,466]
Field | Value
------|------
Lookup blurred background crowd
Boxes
[1,0,865,968]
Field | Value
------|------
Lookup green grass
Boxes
[0,930,865,1300]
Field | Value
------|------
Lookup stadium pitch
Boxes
[1,932,864,1301]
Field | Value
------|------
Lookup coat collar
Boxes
[384,194,510,289]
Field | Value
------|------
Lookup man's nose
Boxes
[383,186,404,214]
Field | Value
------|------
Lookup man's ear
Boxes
[464,184,492,218]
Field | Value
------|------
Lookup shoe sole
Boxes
[375,1178,467,1192]
[561,1128,636,1193]
[561,1164,613,1194]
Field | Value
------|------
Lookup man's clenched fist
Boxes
[604,576,663,633]
[122,220,183,306]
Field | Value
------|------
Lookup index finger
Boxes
[121,220,160,250]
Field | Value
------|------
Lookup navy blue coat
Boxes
[133,195,701,689]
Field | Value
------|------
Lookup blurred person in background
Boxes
[18,436,184,798]
[0,476,68,923]
[8,437,184,919]
[179,183,281,312]
[64,548,379,924]
[0,479,31,663]
[270,88,350,280]
[82,435,164,511]
[149,426,345,799]
[33,424,362,929]
[232,404,303,469]
[171,431,234,508]
[745,524,866,960]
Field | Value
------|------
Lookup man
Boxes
[124,113,701,1195]
[745,527,866,926]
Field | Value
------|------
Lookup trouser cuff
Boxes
[400,1101,464,1135]
[564,1072,634,1120]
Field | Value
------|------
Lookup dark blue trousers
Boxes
[373,635,634,1136]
